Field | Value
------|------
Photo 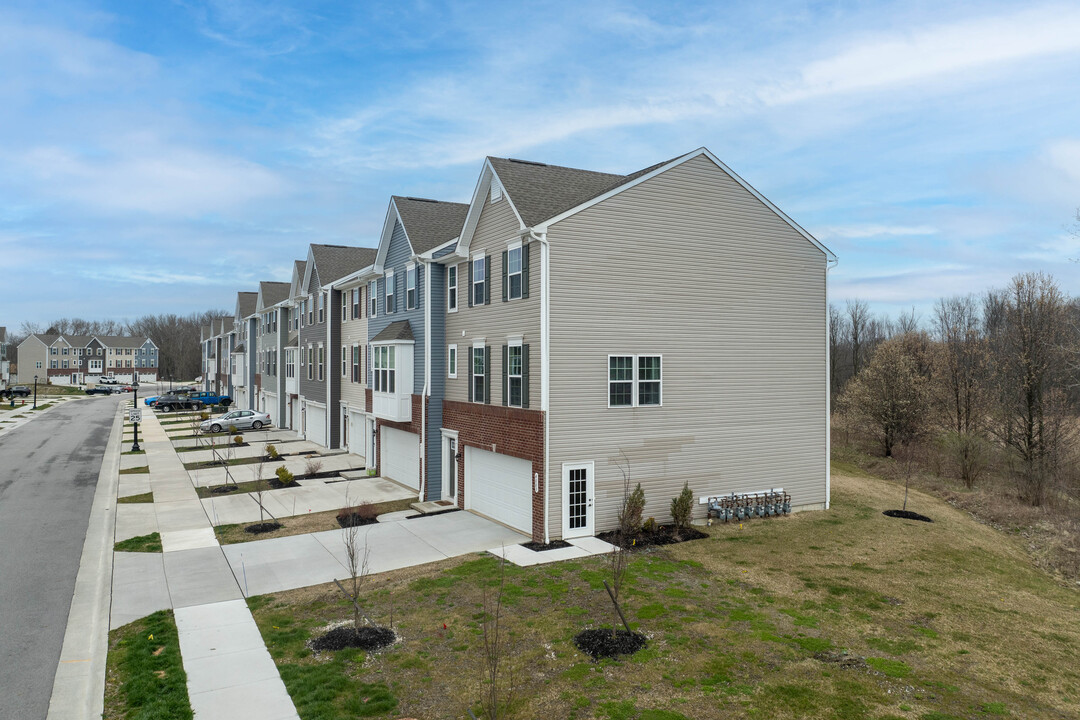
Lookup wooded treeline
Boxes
[832,271,1079,508]
[13,309,226,381]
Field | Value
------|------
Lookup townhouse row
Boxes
[203,148,836,542]
[15,333,160,384]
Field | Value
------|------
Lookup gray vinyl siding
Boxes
[298,266,326,403]
[367,220,424,394]
[17,340,46,381]
[425,261,447,499]
[327,288,342,447]
[444,194,540,405]
[547,154,828,539]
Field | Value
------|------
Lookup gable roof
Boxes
[258,281,290,309]
[393,197,469,254]
[304,245,378,293]
[236,291,258,319]
[290,260,306,299]
[96,336,150,349]
[457,148,835,262]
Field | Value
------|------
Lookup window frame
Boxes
[318,345,324,381]
[507,342,523,408]
[448,344,457,379]
[607,354,663,408]
[342,345,348,378]
[506,242,523,300]
[385,270,395,314]
[472,254,486,306]
[351,344,360,383]
[372,345,396,393]
[471,344,486,404]
[369,281,377,317]
[406,263,417,310]
[447,264,458,312]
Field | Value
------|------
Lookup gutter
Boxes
[414,253,431,502]
[528,228,551,544]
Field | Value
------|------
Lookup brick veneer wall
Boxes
[442,400,546,541]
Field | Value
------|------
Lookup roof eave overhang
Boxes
[454,159,526,259]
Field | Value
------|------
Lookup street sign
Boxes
[129,409,142,423]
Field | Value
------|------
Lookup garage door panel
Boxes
[381,427,419,491]
[465,448,532,534]
[348,411,366,462]
[307,405,327,447]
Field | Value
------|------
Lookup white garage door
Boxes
[348,410,366,463]
[263,392,277,426]
[381,427,419,490]
[465,447,532,534]
[306,404,327,447]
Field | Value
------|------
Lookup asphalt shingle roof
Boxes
[392,196,469,254]
[371,320,414,342]
[487,154,684,227]
[237,292,258,319]
[310,245,377,285]
[259,281,290,308]
[97,336,150,349]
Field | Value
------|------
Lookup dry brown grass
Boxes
[213,499,415,545]
[248,470,1080,720]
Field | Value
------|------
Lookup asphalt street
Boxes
[0,395,118,720]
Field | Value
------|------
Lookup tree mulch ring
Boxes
[522,539,572,552]
[596,526,709,550]
[337,513,378,528]
[245,522,283,534]
[573,628,647,660]
[883,510,933,523]
[311,626,396,652]
[211,484,239,494]
[268,478,300,490]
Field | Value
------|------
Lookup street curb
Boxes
[46,401,123,720]
[0,395,87,438]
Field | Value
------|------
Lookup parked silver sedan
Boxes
[200,409,272,433]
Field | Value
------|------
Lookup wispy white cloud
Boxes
[817,224,938,240]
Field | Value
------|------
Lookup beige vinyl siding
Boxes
[339,297,368,408]
[548,153,828,539]
[444,194,541,405]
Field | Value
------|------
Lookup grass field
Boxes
[247,468,1080,720]
[102,610,192,720]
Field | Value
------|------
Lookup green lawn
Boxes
[102,610,192,719]
[114,532,162,553]
[247,468,1080,720]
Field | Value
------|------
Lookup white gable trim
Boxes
[454,159,526,258]
[374,199,415,273]
[289,262,305,300]
[534,147,836,261]
[301,246,318,295]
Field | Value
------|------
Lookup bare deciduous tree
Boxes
[847,299,871,377]
[479,553,514,720]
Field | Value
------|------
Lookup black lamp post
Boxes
[131,383,141,452]
[33,375,38,409]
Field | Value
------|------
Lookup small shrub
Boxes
[275,466,295,485]
[304,457,324,476]
[199,411,210,421]
[622,483,646,536]
[642,517,658,533]
[671,482,694,530]
[233,435,244,446]
[228,424,239,435]
[265,443,279,460]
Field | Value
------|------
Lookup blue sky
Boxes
[2,0,1078,328]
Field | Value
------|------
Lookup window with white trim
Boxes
[308,296,314,325]
[373,346,395,393]
[507,343,523,407]
[385,271,395,314]
[507,244,522,299]
[369,281,377,317]
[36,361,42,369]
[447,264,458,312]
[318,345,324,381]
[406,264,417,310]
[306,346,313,380]
[318,292,325,323]
[490,179,502,202]
[472,255,486,305]
[352,288,360,319]
[472,346,486,403]
[300,299,306,328]
[608,355,662,407]
[448,344,457,378]
[286,349,295,378]
[352,344,360,383]
[341,292,348,322]
[342,345,348,377]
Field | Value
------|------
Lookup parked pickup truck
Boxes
[146,390,228,407]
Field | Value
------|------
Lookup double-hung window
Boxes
[306,346,313,380]
[373,346,395,393]
[352,345,360,383]
[300,300,306,328]
[318,346,324,381]
[608,355,662,407]
[471,255,486,306]
[369,281,377,317]
[341,345,348,378]
[504,244,525,300]
[470,345,489,403]
[406,264,417,310]
[506,344,523,407]
[352,288,360,319]
[385,271,395,314]
[308,296,314,325]
[341,293,348,322]
[447,265,458,312]
[447,344,457,378]
[318,293,325,323]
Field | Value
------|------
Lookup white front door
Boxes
[441,432,458,501]
[562,462,595,539]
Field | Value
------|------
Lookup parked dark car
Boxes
[8,386,31,398]
[85,386,115,395]
[154,394,204,413]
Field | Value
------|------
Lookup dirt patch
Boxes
[573,628,647,660]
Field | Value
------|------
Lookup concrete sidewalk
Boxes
[189,452,366,487]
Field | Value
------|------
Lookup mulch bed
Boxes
[573,629,647,660]
[268,478,300,489]
[211,484,239,495]
[883,510,933,523]
[596,526,709,549]
[311,626,396,652]
[337,513,378,528]
[405,508,460,519]
[522,539,572,552]
[245,522,283,534]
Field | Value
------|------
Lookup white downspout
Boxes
[419,256,430,502]
[825,257,838,510]
[529,228,551,544]
[326,291,333,448]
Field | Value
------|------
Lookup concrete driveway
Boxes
[221,510,526,597]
